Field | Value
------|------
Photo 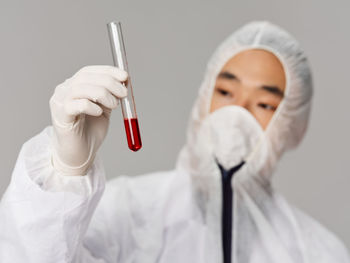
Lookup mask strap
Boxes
[244,132,265,164]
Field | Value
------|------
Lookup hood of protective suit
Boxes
[177,20,313,180]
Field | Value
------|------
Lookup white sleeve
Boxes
[0,126,111,263]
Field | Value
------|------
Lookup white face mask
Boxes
[193,106,270,175]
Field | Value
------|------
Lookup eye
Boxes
[216,88,233,97]
[258,103,277,111]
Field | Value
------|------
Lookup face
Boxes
[210,49,286,130]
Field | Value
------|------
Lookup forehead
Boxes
[219,49,286,90]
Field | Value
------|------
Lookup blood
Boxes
[123,118,142,152]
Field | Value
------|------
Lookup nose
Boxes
[232,91,251,111]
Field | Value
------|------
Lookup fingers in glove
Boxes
[77,65,128,82]
[64,98,103,119]
[69,84,121,109]
[71,73,128,99]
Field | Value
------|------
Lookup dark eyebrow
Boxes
[218,71,240,81]
[261,85,284,98]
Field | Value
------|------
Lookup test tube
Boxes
[107,21,142,152]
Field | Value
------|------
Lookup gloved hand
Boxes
[49,65,128,176]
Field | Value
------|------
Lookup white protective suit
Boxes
[1,21,349,263]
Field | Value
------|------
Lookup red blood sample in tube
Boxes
[123,118,142,151]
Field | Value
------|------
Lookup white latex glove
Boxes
[49,65,128,176]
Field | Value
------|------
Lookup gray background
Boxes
[1,0,349,247]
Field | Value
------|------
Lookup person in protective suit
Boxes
[0,21,349,263]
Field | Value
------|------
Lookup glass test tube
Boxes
[107,21,142,152]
